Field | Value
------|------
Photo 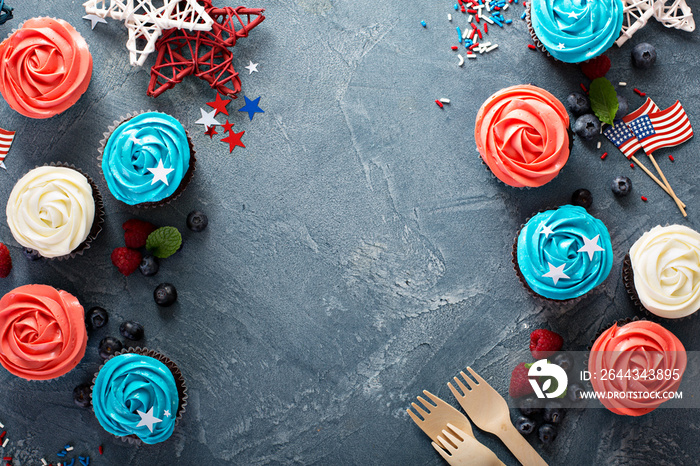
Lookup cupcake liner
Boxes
[622,254,697,321]
[97,110,196,208]
[16,163,104,261]
[90,347,188,445]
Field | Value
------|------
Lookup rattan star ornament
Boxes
[82,0,214,66]
[616,0,694,47]
[147,0,265,98]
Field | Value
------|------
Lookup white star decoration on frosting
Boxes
[163,410,171,418]
[557,43,566,50]
[543,262,569,285]
[577,234,605,260]
[195,108,220,130]
[136,407,162,433]
[567,11,579,18]
[147,159,174,185]
[82,0,214,66]
[539,222,554,238]
[245,61,259,74]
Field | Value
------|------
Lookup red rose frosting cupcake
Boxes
[475,85,571,188]
[0,285,88,380]
[588,321,686,416]
[0,17,93,119]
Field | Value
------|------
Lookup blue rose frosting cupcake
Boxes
[100,112,195,207]
[514,205,613,300]
[91,349,186,444]
[527,0,623,63]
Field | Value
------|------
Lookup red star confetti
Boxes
[221,119,234,133]
[207,93,231,116]
[147,1,265,98]
[221,129,246,152]
[204,126,219,139]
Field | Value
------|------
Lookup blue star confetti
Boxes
[238,95,264,121]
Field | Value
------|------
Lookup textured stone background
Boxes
[0,1,699,465]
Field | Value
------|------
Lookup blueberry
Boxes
[186,210,208,232]
[23,248,42,261]
[615,95,629,120]
[86,307,109,330]
[567,383,585,403]
[571,189,592,209]
[573,114,601,141]
[566,92,590,116]
[538,424,558,445]
[154,283,177,307]
[632,42,656,69]
[553,353,573,373]
[119,321,144,340]
[514,416,536,435]
[518,396,544,417]
[98,336,123,360]
[139,255,159,276]
[543,401,565,425]
[611,176,632,197]
[73,383,92,408]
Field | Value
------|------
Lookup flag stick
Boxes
[629,155,687,215]
[646,153,687,216]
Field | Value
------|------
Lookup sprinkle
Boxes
[482,15,494,24]
[600,152,608,160]
[42,459,48,466]
[467,53,477,59]
[65,460,75,466]
[630,163,634,168]
[2,439,8,448]
[458,54,465,66]
[65,445,73,451]
[641,196,648,202]
[505,18,512,23]
[98,445,103,455]
[477,29,483,39]
[467,14,473,22]
[669,154,675,162]
[0,423,4,429]
[527,44,536,50]
[484,23,489,33]
[439,98,451,104]
[3,458,10,462]
[448,13,453,21]
[451,45,459,50]
[597,141,601,149]
[633,87,646,97]
[420,20,427,27]
[57,452,67,457]
[618,82,627,86]
[520,11,527,19]
[454,4,459,10]
[456,26,463,43]
[0,432,5,441]
[485,43,498,52]
[435,100,444,108]
[580,83,588,93]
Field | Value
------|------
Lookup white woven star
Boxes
[136,407,162,433]
[147,159,174,186]
[577,235,604,260]
[83,0,214,66]
[543,262,569,285]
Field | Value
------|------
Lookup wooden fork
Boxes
[407,389,475,449]
[448,367,548,466]
[432,423,505,466]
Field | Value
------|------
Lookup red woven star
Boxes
[221,129,246,152]
[147,1,265,98]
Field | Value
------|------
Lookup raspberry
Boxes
[111,247,142,276]
[580,54,611,80]
[530,329,564,360]
[509,363,534,398]
[0,243,12,278]
[122,219,157,249]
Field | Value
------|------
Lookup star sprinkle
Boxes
[195,108,221,131]
[147,160,175,185]
[148,1,265,98]
[577,235,604,260]
[239,96,264,121]
[83,14,107,30]
[136,407,163,433]
[221,129,246,152]
[567,11,579,19]
[539,222,554,238]
[83,0,214,66]
[557,43,565,50]
[245,60,259,74]
[207,94,232,116]
[163,410,171,418]
[543,262,569,285]
[204,126,219,139]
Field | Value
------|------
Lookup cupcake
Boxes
[100,112,195,207]
[475,85,570,188]
[527,0,624,63]
[514,205,613,301]
[6,165,103,259]
[0,285,87,380]
[588,320,686,416]
[625,225,700,319]
[0,17,93,119]
[91,349,186,444]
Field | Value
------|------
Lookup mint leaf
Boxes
[589,77,618,126]
[146,226,182,259]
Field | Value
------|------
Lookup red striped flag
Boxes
[627,100,693,154]
[618,97,660,157]
[0,128,15,170]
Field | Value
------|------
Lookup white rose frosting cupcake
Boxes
[6,165,103,259]
[625,225,700,319]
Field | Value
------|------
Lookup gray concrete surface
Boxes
[0,0,699,464]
